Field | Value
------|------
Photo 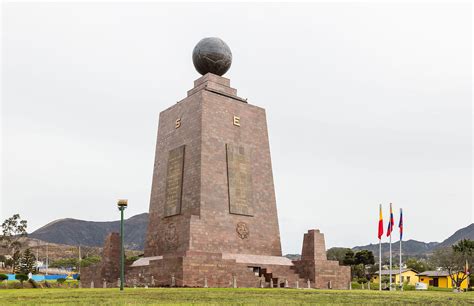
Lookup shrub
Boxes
[350,281,361,289]
[15,274,28,283]
[369,282,380,290]
[403,284,416,291]
[0,274,8,281]
[28,278,39,288]
[57,278,66,284]
[44,280,51,288]
[10,282,23,289]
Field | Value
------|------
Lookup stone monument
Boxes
[82,37,350,289]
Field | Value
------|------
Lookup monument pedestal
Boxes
[144,73,282,258]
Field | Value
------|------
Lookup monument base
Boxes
[81,229,350,289]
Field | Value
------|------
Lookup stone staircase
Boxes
[258,266,307,288]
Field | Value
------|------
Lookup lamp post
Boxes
[117,199,128,291]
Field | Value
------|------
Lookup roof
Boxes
[416,270,451,277]
[375,268,417,275]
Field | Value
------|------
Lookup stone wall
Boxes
[80,232,121,288]
[294,229,351,289]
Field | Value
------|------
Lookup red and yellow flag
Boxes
[378,204,384,239]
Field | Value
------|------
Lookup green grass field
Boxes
[0,288,473,305]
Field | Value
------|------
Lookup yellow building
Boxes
[371,269,419,286]
[417,271,469,289]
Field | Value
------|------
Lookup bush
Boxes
[28,278,39,288]
[350,281,361,289]
[15,274,28,283]
[0,274,8,281]
[403,284,416,291]
[9,282,23,289]
[44,280,51,288]
[368,282,380,290]
[57,278,66,284]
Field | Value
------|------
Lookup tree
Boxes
[50,258,78,270]
[452,239,473,283]
[355,250,375,266]
[12,250,22,273]
[452,239,474,255]
[342,249,375,280]
[19,248,36,275]
[352,264,366,280]
[354,250,375,280]
[327,248,351,265]
[342,250,356,266]
[15,274,28,284]
[431,247,468,290]
[0,214,27,272]
[80,255,101,267]
[405,258,432,273]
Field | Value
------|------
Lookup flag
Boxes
[398,208,403,240]
[378,204,384,239]
[386,203,394,237]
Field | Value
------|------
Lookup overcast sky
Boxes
[2,2,472,254]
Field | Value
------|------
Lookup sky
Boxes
[1,2,472,254]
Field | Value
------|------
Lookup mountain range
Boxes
[29,213,148,250]
[352,223,474,257]
[30,213,473,255]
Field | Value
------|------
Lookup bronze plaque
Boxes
[164,145,185,217]
[226,143,253,216]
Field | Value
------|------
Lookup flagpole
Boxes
[379,238,382,291]
[389,230,392,290]
[389,203,393,291]
[378,204,383,291]
[399,236,402,290]
[399,208,403,291]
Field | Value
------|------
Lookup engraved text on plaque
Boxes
[164,145,185,217]
[226,143,253,216]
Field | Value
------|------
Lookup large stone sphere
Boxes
[192,37,232,76]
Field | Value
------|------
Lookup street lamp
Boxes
[117,199,128,291]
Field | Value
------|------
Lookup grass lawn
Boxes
[0,288,473,305]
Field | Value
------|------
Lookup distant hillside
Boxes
[351,223,473,258]
[30,213,148,250]
[29,213,472,256]
[435,223,474,249]
[352,240,439,258]
[0,237,102,262]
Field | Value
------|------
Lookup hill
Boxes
[352,240,439,258]
[30,212,472,256]
[351,223,473,258]
[435,223,474,249]
[29,213,148,250]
